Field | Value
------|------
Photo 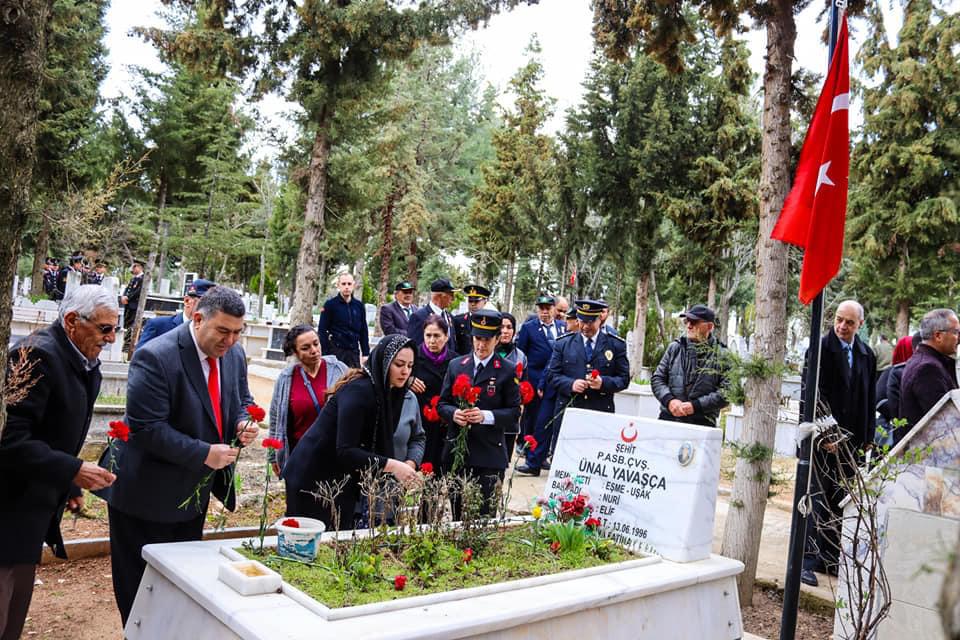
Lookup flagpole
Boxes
[779,3,842,639]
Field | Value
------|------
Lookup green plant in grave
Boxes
[344,544,383,591]
[403,532,444,580]
[531,475,604,554]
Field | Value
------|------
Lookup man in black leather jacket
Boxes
[651,305,730,427]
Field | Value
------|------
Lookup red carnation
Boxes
[422,404,439,422]
[515,362,523,379]
[281,518,300,528]
[590,369,600,380]
[523,434,538,451]
[394,575,407,591]
[550,541,561,554]
[585,517,601,529]
[107,420,130,442]
[519,381,535,405]
[420,462,434,476]
[261,437,283,450]
[452,374,472,399]
[247,404,266,422]
[467,386,481,405]
[462,547,473,564]
[430,395,440,408]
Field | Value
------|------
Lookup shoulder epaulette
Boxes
[557,332,576,341]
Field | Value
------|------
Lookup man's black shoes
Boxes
[516,465,541,477]
[800,570,819,587]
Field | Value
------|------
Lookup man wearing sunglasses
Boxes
[651,304,730,428]
[0,285,118,640]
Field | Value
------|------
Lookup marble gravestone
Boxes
[543,409,723,562]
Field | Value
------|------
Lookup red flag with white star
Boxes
[771,15,850,304]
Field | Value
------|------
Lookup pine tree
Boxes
[847,0,960,336]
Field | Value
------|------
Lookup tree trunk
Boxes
[942,529,960,639]
[289,116,332,326]
[406,239,418,288]
[130,179,167,354]
[353,255,365,301]
[720,0,795,607]
[30,213,51,296]
[503,254,515,316]
[374,187,398,337]
[895,299,910,338]
[0,0,54,437]
[156,219,169,285]
[650,269,667,348]
[631,273,649,378]
[707,272,717,310]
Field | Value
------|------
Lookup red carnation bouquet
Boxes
[450,373,481,473]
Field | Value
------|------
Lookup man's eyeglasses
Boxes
[684,319,702,327]
[938,328,960,336]
[80,316,121,335]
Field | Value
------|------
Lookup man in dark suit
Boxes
[317,272,369,368]
[515,294,563,445]
[899,308,959,427]
[136,278,216,349]
[452,284,490,355]
[407,278,458,351]
[379,281,417,336]
[0,286,117,639]
[55,253,86,300]
[103,286,258,625]
[800,299,877,587]
[121,259,145,356]
[438,309,521,516]
[519,299,630,476]
[42,257,61,300]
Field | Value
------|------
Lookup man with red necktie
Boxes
[101,286,257,627]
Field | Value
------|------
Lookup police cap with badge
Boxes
[574,298,607,321]
[186,278,217,298]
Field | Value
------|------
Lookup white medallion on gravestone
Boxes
[678,441,695,466]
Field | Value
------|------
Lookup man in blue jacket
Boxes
[318,272,370,368]
[519,298,630,475]
[515,294,564,449]
[136,278,216,349]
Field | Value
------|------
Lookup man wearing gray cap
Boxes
[651,304,730,428]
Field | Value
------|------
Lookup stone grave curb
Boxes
[40,525,276,565]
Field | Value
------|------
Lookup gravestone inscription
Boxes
[543,409,723,562]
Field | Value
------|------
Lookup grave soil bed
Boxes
[239,528,635,608]
[25,554,834,639]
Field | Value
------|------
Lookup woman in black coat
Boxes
[282,335,421,529]
[409,314,455,469]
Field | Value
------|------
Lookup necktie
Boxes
[843,343,853,370]
[584,338,594,363]
[474,359,483,382]
[207,356,223,440]
[543,324,555,343]
[404,306,411,319]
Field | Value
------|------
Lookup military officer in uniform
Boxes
[121,260,145,356]
[42,257,60,300]
[55,253,86,300]
[452,284,490,355]
[438,308,521,517]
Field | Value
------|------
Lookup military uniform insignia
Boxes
[493,359,501,369]
[487,378,496,397]
[461,356,471,365]
[605,350,613,361]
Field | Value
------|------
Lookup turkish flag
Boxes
[771,15,850,304]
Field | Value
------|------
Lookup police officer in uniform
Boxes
[55,253,86,300]
[548,299,630,412]
[438,308,521,517]
[452,284,490,355]
[42,258,60,300]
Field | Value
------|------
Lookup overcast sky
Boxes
[102,2,908,145]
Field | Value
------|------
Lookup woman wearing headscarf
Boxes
[409,314,456,469]
[282,334,424,529]
[267,325,348,475]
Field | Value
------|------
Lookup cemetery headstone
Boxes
[543,408,722,562]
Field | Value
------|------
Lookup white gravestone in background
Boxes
[544,409,722,562]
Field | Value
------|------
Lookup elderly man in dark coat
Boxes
[900,308,959,429]
[800,299,877,587]
[0,286,118,639]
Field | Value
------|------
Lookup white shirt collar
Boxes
[473,352,494,370]
[429,302,444,315]
[582,333,596,347]
[65,332,99,372]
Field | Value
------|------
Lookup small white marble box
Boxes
[217,559,282,596]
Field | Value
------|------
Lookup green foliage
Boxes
[728,441,775,465]
[846,0,960,330]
